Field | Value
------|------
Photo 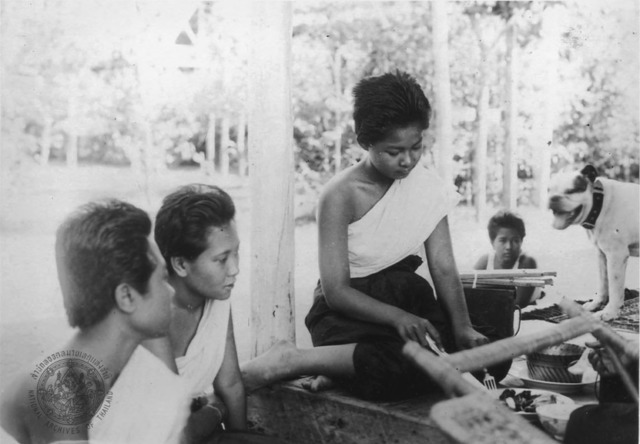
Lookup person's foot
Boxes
[300,375,335,393]
[240,340,298,393]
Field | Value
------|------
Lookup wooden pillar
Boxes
[431,0,454,182]
[248,2,295,358]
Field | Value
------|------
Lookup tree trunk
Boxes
[220,115,230,177]
[66,94,78,168]
[141,120,153,202]
[431,0,454,182]
[534,6,561,208]
[206,113,216,173]
[332,47,343,173]
[248,1,295,357]
[474,79,489,222]
[502,21,518,209]
[40,115,53,166]
[237,113,247,176]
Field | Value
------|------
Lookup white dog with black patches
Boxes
[548,165,639,321]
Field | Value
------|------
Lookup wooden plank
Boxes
[431,392,555,444]
[248,381,452,444]
[441,314,595,373]
[248,2,296,357]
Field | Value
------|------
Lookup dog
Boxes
[548,165,639,321]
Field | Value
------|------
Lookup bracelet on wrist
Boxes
[203,404,224,423]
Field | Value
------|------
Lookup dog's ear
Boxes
[580,165,599,183]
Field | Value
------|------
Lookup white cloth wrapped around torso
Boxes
[89,346,190,444]
[176,299,230,397]
[347,165,460,278]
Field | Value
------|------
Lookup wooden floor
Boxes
[247,379,455,444]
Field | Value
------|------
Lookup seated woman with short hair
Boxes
[0,200,189,444]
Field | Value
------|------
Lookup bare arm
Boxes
[318,184,438,347]
[213,311,246,431]
[473,254,489,270]
[425,217,489,350]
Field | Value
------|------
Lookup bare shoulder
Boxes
[318,166,358,217]
[519,254,537,269]
[474,254,489,270]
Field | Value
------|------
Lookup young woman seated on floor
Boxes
[241,71,488,401]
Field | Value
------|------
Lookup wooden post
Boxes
[431,0,454,183]
[248,2,295,358]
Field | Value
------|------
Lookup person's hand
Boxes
[454,325,489,350]
[184,395,227,443]
[585,341,623,377]
[393,312,442,350]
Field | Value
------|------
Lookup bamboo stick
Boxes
[558,298,638,359]
[440,315,595,373]
[459,270,557,279]
[460,278,551,287]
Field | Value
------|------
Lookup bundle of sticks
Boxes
[459,269,556,288]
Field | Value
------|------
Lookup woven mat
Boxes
[522,289,639,333]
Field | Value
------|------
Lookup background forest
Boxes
[0,0,638,369]
[2,0,638,216]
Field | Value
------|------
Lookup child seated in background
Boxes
[474,210,542,307]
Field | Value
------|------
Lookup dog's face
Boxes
[548,170,595,230]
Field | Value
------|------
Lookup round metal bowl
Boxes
[526,344,585,383]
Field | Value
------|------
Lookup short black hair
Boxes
[487,210,526,242]
[55,199,154,330]
[154,184,236,275]
[353,71,431,147]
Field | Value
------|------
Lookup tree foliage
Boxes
[1,1,637,203]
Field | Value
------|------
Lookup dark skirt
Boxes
[564,360,639,444]
[304,255,455,401]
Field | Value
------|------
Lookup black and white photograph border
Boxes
[1,1,638,443]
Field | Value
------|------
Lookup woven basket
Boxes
[526,343,585,383]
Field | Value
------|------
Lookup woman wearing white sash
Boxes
[152,185,281,444]
[242,72,488,401]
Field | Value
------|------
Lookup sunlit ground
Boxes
[1,165,638,393]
